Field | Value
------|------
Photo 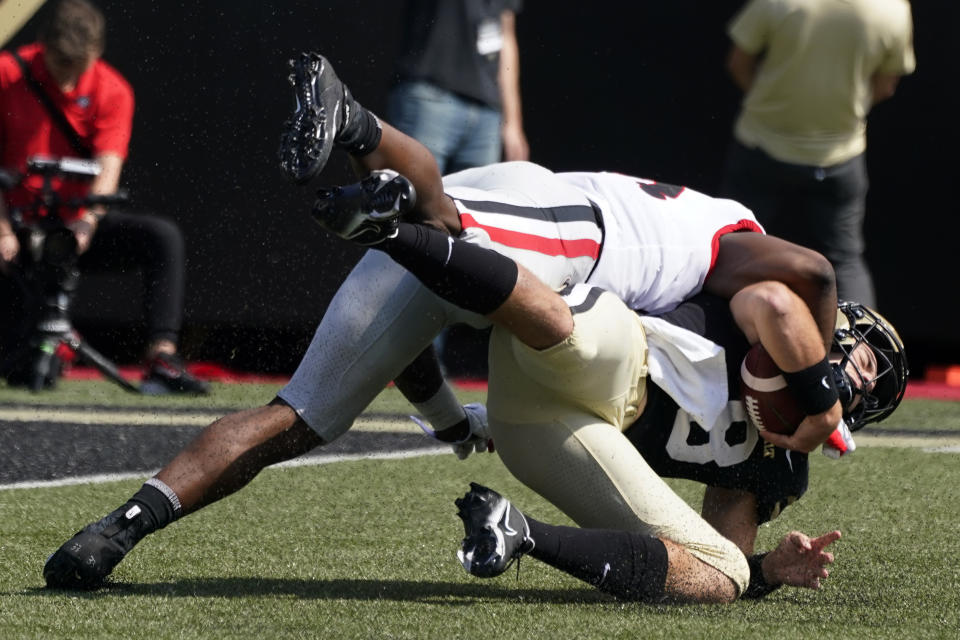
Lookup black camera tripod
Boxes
[0,157,139,393]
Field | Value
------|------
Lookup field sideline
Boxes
[1,381,959,638]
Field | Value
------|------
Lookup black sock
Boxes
[99,480,181,552]
[526,516,669,602]
[129,482,180,531]
[337,95,382,156]
[379,223,518,315]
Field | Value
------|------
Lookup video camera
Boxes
[0,155,137,392]
[14,156,132,272]
[11,157,97,283]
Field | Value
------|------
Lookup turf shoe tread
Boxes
[278,51,352,184]
[455,482,534,578]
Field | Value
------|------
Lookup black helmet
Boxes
[831,301,909,431]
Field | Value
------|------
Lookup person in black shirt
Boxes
[388,0,529,173]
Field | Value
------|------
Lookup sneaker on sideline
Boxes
[141,352,210,395]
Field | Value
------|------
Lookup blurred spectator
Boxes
[387,0,529,173]
[721,0,915,307]
[0,0,207,393]
[387,0,529,374]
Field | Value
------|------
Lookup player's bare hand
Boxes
[764,530,841,589]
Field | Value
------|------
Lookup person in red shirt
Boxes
[0,0,207,394]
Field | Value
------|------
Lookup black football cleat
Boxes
[43,504,147,590]
[279,52,355,184]
[312,169,416,246]
[455,482,534,578]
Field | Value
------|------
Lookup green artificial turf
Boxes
[0,378,486,414]
[2,434,959,638]
[1,380,958,638]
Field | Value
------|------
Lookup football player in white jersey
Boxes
[44,51,843,590]
[319,213,906,601]
[284,51,840,453]
[301,213,905,602]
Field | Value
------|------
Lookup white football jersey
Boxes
[558,171,763,314]
[442,163,763,315]
[282,162,762,445]
[443,162,602,292]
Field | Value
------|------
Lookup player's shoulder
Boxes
[557,170,646,186]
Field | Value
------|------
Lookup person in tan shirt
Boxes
[721,0,915,308]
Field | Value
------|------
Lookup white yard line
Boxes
[0,406,414,432]
[853,434,960,450]
[3,407,958,493]
[0,407,217,426]
[6,407,959,443]
[0,447,449,491]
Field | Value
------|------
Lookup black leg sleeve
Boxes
[378,223,518,315]
[526,516,669,602]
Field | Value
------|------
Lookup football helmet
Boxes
[831,301,909,431]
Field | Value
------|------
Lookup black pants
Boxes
[720,140,874,307]
[79,210,186,345]
[1,210,186,352]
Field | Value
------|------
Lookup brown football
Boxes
[740,344,805,435]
